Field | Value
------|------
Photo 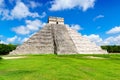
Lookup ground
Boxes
[0,54,120,80]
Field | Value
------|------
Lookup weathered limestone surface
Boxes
[52,24,77,54]
[10,24,54,55]
[10,24,78,55]
[10,17,107,55]
[66,26,107,54]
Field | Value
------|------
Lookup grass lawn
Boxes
[0,54,120,80]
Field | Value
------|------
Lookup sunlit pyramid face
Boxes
[10,17,107,55]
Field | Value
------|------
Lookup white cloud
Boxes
[8,0,17,4]
[1,9,11,20]
[9,0,21,3]
[12,26,30,35]
[39,12,46,18]
[0,40,8,44]
[6,35,27,44]
[84,34,120,45]
[102,37,113,45]
[0,35,8,44]
[106,26,120,34]
[1,1,44,20]
[93,15,104,21]
[9,0,41,8]
[0,0,5,8]
[28,1,41,8]
[26,19,44,30]
[70,24,83,31]
[83,34,103,45]
[22,37,29,42]
[7,36,18,43]
[103,35,120,45]
[0,0,6,16]
[21,32,37,42]
[12,19,45,35]
[11,2,39,19]
[49,0,95,11]
[9,0,14,3]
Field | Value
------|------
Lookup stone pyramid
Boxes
[10,17,107,55]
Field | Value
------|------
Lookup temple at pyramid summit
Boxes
[10,17,107,55]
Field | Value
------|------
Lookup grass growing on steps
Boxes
[0,54,120,80]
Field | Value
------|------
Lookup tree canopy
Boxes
[101,45,120,53]
[0,44,17,55]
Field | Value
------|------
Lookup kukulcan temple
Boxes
[10,17,107,55]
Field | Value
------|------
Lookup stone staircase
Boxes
[52,24,77,54]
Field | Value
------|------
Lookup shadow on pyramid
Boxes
[10,17,107,55]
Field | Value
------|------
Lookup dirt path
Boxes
[2,56,26,59]
[85,56,106,59]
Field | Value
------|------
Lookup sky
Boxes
[0,0,120,45]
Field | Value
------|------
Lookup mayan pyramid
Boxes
[10,17,107,55]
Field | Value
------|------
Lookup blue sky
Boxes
[0,0,120,45]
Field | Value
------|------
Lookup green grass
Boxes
[0,54,120,80]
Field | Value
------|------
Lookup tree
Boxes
[101,45,120,53]
[0,44,17,55]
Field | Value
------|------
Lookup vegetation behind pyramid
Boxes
[10,17,107,55]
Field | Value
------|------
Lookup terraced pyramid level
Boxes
[10,17,107,55]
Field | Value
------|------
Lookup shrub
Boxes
[0,44,17,55]
[0,57,2,59]
[101,45,120,53]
